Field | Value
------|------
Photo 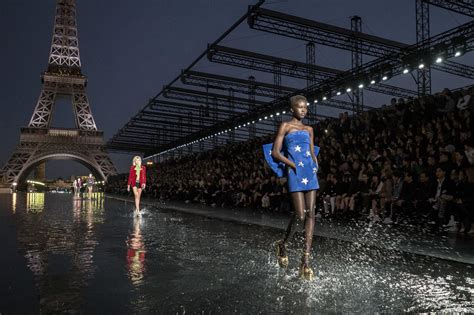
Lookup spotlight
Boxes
[336,91,341,96]
[314,100,318,103]
[264,116,268,119]
[402,68,410,74]
[380,63,392,81]
[270,114,274,118]
[358,83,364,89]
[306,102,310,106]
[252,120,255,123]
[418,63,425,69]
[322,96,327,100]
[452,36,466,58]
[276,112,280,116]
[259,118,262,121]
[370,79,376,85]
[435,56,443,63]
[324,129,328,133]
[346,88,351,93]
[282,111,286,114]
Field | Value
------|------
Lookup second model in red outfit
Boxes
[127,156,147,216]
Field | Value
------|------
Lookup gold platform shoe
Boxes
[298,252,314,281]
[275,240,289,268]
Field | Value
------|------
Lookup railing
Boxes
[48,129,79,137]
[20,127,104,137]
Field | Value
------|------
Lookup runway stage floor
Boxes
[1,193,473,313]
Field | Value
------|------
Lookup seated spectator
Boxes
[428,167,455,229]
[392,171,417,224]
[456,89,472,110]
[323,173,337,215]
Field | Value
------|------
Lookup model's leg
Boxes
[275,192,305,268]
[298,190,316,280]
[303,190,316,253]
[283,192,305,243]
[137,188,142,213]
[132,187,139,212]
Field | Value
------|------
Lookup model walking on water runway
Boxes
[127,156,147,217]
[263,95,320,280]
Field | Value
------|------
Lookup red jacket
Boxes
[128,165,147,186]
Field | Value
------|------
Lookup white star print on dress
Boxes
[269,150,272,155]
[294,145,301,152]
[306,150,311,157]
[313,167,317,174]
[301,178,309,185]
[298,161,304,167]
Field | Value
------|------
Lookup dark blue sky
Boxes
[1,0,472,179]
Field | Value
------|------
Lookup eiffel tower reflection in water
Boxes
[12,192,105,313]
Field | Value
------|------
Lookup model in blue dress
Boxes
[262,95,320,280]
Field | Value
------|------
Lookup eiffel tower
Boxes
[0,0,116,188]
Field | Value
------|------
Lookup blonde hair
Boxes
[133,156,142,166]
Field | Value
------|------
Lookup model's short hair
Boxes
[289,95,307,107]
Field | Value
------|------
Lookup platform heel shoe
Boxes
[298,252,314,281]
[275,240,289,268]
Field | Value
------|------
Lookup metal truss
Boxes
[304,20,474,99]
[351,16,364,111]
[107,96,280,151]
[208,45,418,98]
[181,70,295,98]
[248,76,257,138]
[208,44,339,80]
[416,0,432,95]
[247,7,474,79]
[180,70,376,112]
[423,0,474,17]
[48,0,82,73]
[320,99,375,112]
[306,42,317,125]
[109,2,473,157]
[154,19,474,153]
[163,87,269,113]
[28,79,97,130]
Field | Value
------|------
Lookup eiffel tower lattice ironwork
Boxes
[0,0,116,186]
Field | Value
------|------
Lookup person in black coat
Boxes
[429,166,455,227]
[452,169,474,234]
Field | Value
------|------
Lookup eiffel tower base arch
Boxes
[0,128,116,187]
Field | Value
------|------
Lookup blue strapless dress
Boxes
[263,130,320,192]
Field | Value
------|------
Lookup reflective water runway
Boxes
[1,193,473,313]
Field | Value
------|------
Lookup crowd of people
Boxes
[106,86,474,234]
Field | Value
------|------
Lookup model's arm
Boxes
[271,122,296,169]
[141,166,147,189]
[308,126,319,168]
[127,166,133,191]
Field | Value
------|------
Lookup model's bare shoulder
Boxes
[280,121,290,130]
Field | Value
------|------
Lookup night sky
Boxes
[1,0,472,180]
